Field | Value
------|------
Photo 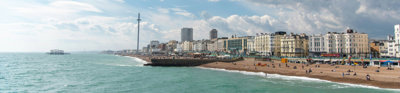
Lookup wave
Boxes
[198,67,267,77]
[123,56,148,67]
[197,67,400,91]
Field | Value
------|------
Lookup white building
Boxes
[207,37,228,52]
[182,41,193,51]
[382,35,396,57]
[193,40,209,52]
[387,40,396,57]
[150,40,160,53]
[254,33,275,56]
[309,34,326,57]
[175,43,183,52]
[324,29,369,57]
[247,36,255,54]
[394,24,400,57]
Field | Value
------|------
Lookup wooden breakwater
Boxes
[145,58,243,66]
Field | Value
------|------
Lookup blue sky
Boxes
[0,0,399,52]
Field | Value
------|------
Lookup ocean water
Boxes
[0,53,399,93]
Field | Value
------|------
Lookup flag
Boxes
[348,55,352,65]
[342,57,345,64]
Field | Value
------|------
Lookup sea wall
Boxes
[148,59,219,66]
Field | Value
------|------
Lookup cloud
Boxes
[157,8,169,13]
[170,8,195,17]
[50,1,102,12]
[208,0,220,2]
[233,0,400,38]
[2,0,400,52]
[115,0,125,3]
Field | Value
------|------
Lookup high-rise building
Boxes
[210,29,218,40]
[394,24,400,57]
[181,28,193,42]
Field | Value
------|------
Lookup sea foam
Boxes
[123,56,148,67]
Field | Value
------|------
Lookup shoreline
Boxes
[126,55,400,89]
[199,62,400,89]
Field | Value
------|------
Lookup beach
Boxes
[132,55,400,89]
[201,60,400,89]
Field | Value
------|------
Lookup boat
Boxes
[47,49,70,55]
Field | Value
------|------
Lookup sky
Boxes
[0,0,400,52]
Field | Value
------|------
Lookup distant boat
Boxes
[47,49,70,55]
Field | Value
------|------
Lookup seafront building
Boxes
[370,40,383,58]
[138,25,400,59]
[324,29,369,57]
[394,24,400,57]
[273,31,287,57]
[280,33,309,57]
[150,40,160,53]
[167,40,178,53]
[181,28,193,42]
[182,41,193,51]
[224,36,250,55]
[254,33,275,56]
[193,40,210,52]
[308,34,326,57]
[380,35,396,57]
[247,36,255,54]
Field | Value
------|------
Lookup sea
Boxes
[0,53,399,93]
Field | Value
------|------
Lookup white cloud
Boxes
[50,1,102,12]
[208,0,220,2]
[231,0,400,38]
[115,0,125,3]
[157,8,169,13]
[170,8,195,17]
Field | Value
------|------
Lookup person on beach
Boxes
[306,70,308,74]
[342,72,345,77]
[366,74,371,81]
[353,72,357,76]
[279,64,281,68]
